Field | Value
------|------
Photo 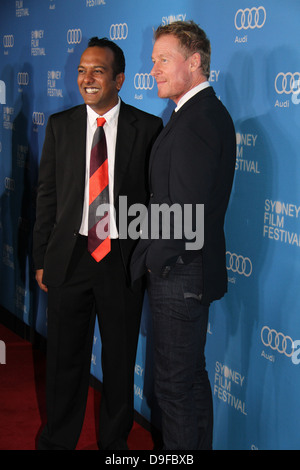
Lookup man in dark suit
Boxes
[33,37,162,450]
[131,21,236,449]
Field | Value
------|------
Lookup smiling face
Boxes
[151,34,204,104]
[77,46,125,115]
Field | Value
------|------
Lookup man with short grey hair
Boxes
[131,21,236,450]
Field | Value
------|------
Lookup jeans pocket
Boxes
[182,288,203,320]
[183,291,203,302]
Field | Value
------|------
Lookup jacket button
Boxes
[73,230,78,237]
[150,192,154,197]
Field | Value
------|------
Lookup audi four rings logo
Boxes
[17,72,29,86]
[226,251,252,277]
[261,326,294,357]
[109,24,128,40]
[274,72,300,94]
[234,7,266,30]
[5,177,15,191]
[67,29,82,45]
[134,73,155,90]
[3,35,14,48]
[32,112,45,126]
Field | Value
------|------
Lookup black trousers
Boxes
[38,236,144,450]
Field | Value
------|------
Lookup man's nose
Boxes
[84,70,94,82]
[151,63,159,77]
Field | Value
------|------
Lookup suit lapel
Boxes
[114,101,136,202]
[149,86,215,177]
[68,105,87,193]
[148,110,175,181]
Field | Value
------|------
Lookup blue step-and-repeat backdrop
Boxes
[1,0,300,450]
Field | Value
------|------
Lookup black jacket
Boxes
[33,101,163,286]
[131,87,236,304]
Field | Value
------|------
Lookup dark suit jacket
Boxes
[33,101,163,286]
[131,87,236,304]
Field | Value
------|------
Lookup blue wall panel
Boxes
[1,0,300,449]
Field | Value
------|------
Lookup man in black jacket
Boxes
[33,37,162,450]
[131,21,236,450]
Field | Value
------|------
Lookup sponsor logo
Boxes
[161,13,187,25]
[67,29,82,45]
[263,199,300,248]
[3,106,14,129]
[261,326,294,358]
[5,177,15,191]
[214,362,247,416]
[234,7,266,30]
[274,72,300,107]
[235,132,260,174]
[2,244,14,269]
[226,251,252,277]
[3,34,14,48]
[32,112,45,126]
[31,30,45,56]
[47,70,63,98]
[86,0,106,6]
[17,72,29,86]
[275,72,300,94]
[109,23,128,40]
[134,73,155,90]
[16,0,29,17]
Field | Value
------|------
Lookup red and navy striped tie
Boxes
[88,117,111,261]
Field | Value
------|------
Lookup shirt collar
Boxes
[86,96,121,128]
[175,81,210,112]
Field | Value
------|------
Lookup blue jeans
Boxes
[147,257,213,450]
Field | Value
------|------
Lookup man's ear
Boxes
[115,72,125,91]
[190,52,201,72]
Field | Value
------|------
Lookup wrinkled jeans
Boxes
[147,256,213,450]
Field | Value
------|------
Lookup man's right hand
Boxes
[35,269,48,293]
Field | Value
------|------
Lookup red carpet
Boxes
[0,323,154,450]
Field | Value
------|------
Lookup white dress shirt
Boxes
[79,98,120,238]
[175,81,210,112]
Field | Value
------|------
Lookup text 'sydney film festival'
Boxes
[1,0,300,450]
